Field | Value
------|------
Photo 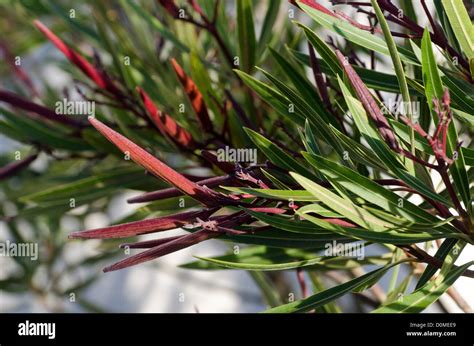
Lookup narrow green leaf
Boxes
[441,0,474,59]
[337,78,452,207]
[257,0,280,57]
[265,261,406,313]
[374,261,474,313]
[290,172,394,232]
[302,152,459,235]
[237,0,256,72]
[124,0,189,52]
[416,238,458,289]
[297,1,419,65]
[257,67,346,158]
[421,29,444,110]
[297,203,342,218]
[244,128,320,181]
[301,212,458,244]
[296,22,342,76]
[247,210,347,237]
[181,246,310,270]
[194,254,323,271]
[330,126,387,170]
[442,73,474,114]
[222,228,344,249]
[372,0,414,152]
[269,47,333,126]
[235,70,305,125]
[302,120,321,155]
[0,108,91,151]
[461,147,474,166]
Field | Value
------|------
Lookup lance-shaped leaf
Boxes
[246,209,348,237]
[19,166,150,204]
[88,117,226,206]
[415,238,458,289]
[290,172,393,232]
[137,87,196,149]
[237,0,256,73]
[302,152,459,235]
[337,76,451,206]
[297,22,342,77]
[125,0,188,52]
[335,50,400,152]
[194,253,324,271]
[441,0,474,60]
[421,29,444,113]
[0,153,37,181]
[256,0,280,57]
[374,261,474,313]
[0,89,85,128]
[256,67,346,157]
[235,70,305,126]
[265,261,407,313]
[69,209,214,239]
[170,58,213,132]
[245,128,320,181]
[103,229,219,272]
[300,205,455,244]
[0,106,92,151]
[371,0,413,151]
[182,246,312,270]
[33,20,119,94]
[296,1,418,65]
[291,173,464,243]
[268,47,336,128]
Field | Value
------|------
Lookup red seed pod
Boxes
[137,87,196,149]
[88,117,227,207]
[170,58,213,132]
[335,50,401,152]
[69,209,215,239]
[33,20,120,95]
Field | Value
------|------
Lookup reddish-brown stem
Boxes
[296,269,308,299]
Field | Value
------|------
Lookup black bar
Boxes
[0,313,472,345]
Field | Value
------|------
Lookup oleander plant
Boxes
[0,0,473,313]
